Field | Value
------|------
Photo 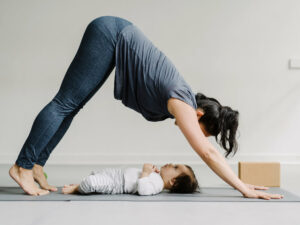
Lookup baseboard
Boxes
[1,153,300,165]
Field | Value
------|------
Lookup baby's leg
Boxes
[62,184,80,194]
[77,169,124,194]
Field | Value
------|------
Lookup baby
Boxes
[62,163,200,196]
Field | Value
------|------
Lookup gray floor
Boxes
[1,201,299,225]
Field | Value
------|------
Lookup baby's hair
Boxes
[169,165,201,194]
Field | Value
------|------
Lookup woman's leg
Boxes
[35,113,74,167]
[35,83,99,167]
[31,85,103,191]
[33,16,134,192]
[16,16,117,169]
[35,16,133,168]
[9,16,119,195]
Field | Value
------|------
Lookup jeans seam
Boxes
[31,115,57,156]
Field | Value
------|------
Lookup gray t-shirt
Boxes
[114,24,197,122]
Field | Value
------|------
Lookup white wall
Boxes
[1,0,299,193]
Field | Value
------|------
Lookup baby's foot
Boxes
[32,164,58,192]
[62,184,80,194]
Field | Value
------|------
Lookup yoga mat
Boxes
[0,187,299,202]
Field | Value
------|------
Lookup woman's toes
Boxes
[37,189,50,196]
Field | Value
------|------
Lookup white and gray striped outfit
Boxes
[77,167,164,196]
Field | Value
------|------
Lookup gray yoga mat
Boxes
[0,186,299,202]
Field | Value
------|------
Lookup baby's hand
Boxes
[152,165,160,173]
[143,163,160,173]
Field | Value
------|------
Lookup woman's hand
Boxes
[243,188,284,200]
[244,183,269,190]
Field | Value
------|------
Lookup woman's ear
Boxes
[196,109,204,120]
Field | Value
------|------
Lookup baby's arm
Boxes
[137,164,163,196]
[137,173,164,196]
[140,163,159,178]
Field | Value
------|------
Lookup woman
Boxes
[9,16,283,200]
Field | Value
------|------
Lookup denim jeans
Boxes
[15,16,133,169]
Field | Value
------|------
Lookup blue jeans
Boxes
[15,16,133,169]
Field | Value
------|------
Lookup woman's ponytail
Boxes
[195,92,239,158]
[218,106,239,158]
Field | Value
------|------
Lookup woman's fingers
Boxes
[260,193,283,200]
[260,192,284,200]
[244,189,284,200]
[254,185,269,190]
[260,195,271,200]
[272,193,284,198]
[245,183,270,190]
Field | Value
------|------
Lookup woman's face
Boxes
[174,108,211,137]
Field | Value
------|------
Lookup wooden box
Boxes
[238,162,280,187]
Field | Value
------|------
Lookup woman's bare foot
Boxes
[9,163,50,196]
[32,164,58,192]
[62,184,80,194]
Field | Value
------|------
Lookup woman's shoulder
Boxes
[167,92,197,118]
[167,98,179,116]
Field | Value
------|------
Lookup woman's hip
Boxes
[87,15,133,46]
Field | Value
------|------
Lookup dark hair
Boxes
[195,92,239,158]
[169,165,201,194]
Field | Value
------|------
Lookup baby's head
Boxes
[159,163,200,193]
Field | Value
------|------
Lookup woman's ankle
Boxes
[15,162,34,171]
[34,163,44,168]
[19,166,33,172]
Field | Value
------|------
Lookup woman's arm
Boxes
[168,98,284,199]
[167,98,250,195]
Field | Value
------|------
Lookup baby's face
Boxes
[159,163,190,181]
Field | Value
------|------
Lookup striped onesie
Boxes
[77,167,164,196]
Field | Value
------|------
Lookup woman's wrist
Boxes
[236,182,251,195]
[205,150,250,195]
